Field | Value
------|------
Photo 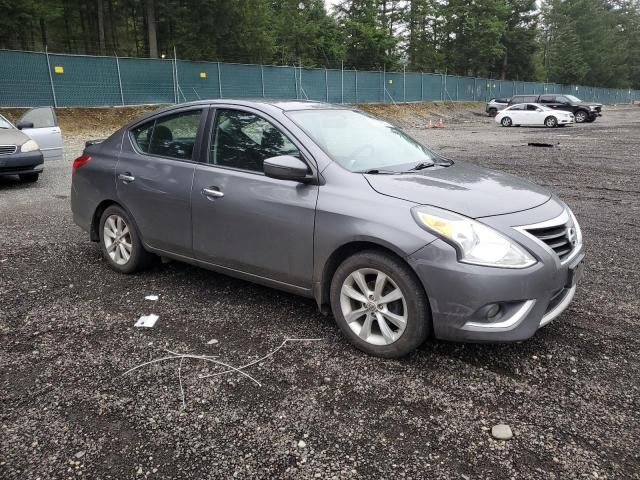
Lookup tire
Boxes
[501,116,512,127]
[574,110,588,123]
[544,116,558,128]
[330,250,431,358]
[19,173,39,183]
[98,205,155,274]
[488,108,497,117]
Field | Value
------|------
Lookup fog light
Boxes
[486,303,501,319]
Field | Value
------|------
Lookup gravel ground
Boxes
[1,105,639,479]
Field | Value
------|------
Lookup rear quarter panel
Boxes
[71,130,123,234]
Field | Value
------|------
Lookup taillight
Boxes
[72,154,91,174]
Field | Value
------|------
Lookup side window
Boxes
[20,107,56,128]
[526,104,539,111]
[149,110,202,160]
[132,120,154,153]
[131,110,202,160]
[509,104,524,111]
[211,109,300,173]
[556,96,569,104]
[539,95,555,104]
[524,96,538,103]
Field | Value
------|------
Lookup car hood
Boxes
[364,161,552,218]
[0,128,30,146]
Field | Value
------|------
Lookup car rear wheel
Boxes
[545,116,558,128]
[574,110,588,123]
[501,116,512,127]
[19,173,39,183]
[99,205,155,273]
[488,108,497,117]
[330,250,430,358]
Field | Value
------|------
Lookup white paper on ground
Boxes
[135,314,159,328]
[145,295,159,301]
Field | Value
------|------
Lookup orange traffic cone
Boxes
[435,118,444,128]
[427,119,433,129]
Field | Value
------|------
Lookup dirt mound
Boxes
[357,101,486,128]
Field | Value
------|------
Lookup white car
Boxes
[495,103,574,128]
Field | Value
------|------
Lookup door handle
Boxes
[118,173,135,183]
[202,187,224,198]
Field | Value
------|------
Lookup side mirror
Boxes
[16,121,34,130]
[264,155,311,182]
[536,108,543,112]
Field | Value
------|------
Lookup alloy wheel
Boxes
[103,214,133,265]
[575,111,587,123]
[501,117,512,127]
[339,268,408,346]
[545,116,558,127]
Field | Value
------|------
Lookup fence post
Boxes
[115,53,125,105]
[420,72,424,101]
[44,47,58,108]
[341,62,344,104]
[383,64,386,103]
[403,64,406,102]
[173,46,178,104]
[354,69,358,103]
[294,66,299,100]
[260,64,265,97]
[441,73,445,101]
[325,68,329,102]
[217,62,222,98]
[473,77,477,101]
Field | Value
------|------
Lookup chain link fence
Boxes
[1,49,638,108]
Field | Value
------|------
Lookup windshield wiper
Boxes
[357,168,401,174]
[408,161,435,171]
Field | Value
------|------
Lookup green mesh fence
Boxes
[1,49,638,107]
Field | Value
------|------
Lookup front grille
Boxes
[0,145,18,155]
[526,222,575,261]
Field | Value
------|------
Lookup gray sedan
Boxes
[71,100,584,358]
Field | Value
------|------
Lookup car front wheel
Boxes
[330,250,430,358]
[99,205,155,273]
[574,110,588,123]
[501,116,512,127]
[545,116,558,128]
[19,173,39,183]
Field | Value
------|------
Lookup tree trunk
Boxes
[39,17,48,49]
[97,0,106,54]
[146,0,158,58]
[501,49,508,80]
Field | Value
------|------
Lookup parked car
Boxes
[485,98,509,116]
[496,103,574,128]
[509,94,601,123]
[0,112,44,182]
[71,100,584,358]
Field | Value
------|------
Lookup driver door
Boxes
[191,107,318,289]
[17,107,63,161]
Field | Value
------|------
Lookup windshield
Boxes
[0,115,13,129]
[564,95,581,103]
[287,109,440,172]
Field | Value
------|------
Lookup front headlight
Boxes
[589,106,596,111]
[412,206,537,269]
[21,139,40,153]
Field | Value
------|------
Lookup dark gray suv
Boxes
[71,100,584,358]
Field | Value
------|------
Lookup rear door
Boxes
[506,104,525,123]
[116,107,206,257]
[191,107,318,289]
[17,107,63,161]
[525,104,545,125]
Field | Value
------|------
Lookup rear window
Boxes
[512,95,538,103]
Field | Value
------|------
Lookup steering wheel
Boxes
[345,144,374,170]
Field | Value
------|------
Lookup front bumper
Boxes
[0,151,44,176]
[408,200,585,342]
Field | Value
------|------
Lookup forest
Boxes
[1,0,639,89]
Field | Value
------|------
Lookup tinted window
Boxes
[20,107,56,128]
[539,95,555,103]
[556,96,570,104]
[211,110,299,173]
[526,104,539,111]
[132,110,202,160]
[132,121,154,153]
